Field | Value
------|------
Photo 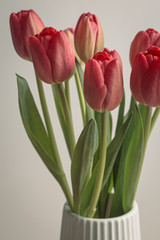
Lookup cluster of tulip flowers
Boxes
[10,10,160,218]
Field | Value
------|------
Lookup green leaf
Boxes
[113,92,125,187]
[111,104,144,217]
[150,107,160,134]
[17,75,62,180]
[75,59,84,86]
[113,94,134,186]
[71,119,98,213]
[80,113,132,216]
[98,177,111,218]
[139,104,160,136]
[80,162,98,216]
[139,104,148,129]
[86,103,95,122]
[123,95,136,123]
[123,106,144,212]
[93,111,101,169]
[115,90,125,133]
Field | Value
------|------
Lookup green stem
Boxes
[74,66,86,126]
[87,111,108,218]
[150,107,160,135]
[142,106,152,156]
[35,75,73,209]
[65,79,71,111]
[35,74,61,165]
[105,193,114,218]
[136,106,152,190]
[73,194,80,214]
[57,83,76,159]
[65,79,74,137]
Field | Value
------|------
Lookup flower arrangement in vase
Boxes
[10,10,160,240]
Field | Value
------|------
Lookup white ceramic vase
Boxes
[60,202,141,240]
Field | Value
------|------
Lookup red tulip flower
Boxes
[74,12,104,63]
[10,10,45,60]
[28,27,75,84]
[130,46,160,107]
[130,28,160,67]
[84,48,123,112]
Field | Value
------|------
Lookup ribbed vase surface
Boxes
[60,202,141,240]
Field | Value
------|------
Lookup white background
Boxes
[1,0,160,239]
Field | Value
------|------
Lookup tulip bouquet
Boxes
[10,10,160,219]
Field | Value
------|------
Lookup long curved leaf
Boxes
[111,104,144,217]
[17,75,62,180]
[71,119,98,213]
[150,107,160,134]
[75,59,84,86]
[123,105,144,212]
[115,89,125,133]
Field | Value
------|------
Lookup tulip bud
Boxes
[74,12,104,63]
[130,28,160,66]
[64,28,83,65]
[84,48,123,112]
[10,9,45,60]
[130,46,160,107]
[28,27,75,84]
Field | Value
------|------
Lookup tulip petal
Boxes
[154,35,160,47]
[26,10,45,35]
[10,13,26,59]
[23,10,45,57]
[75,15,97,62]
[29,36,52,84]
[147,28,160,45]
[103,60,123,111]
[130,31,150,66]
[94,16,104,55]
[47,31,75,83]
[84,59,107,112]
[142,57,160,106]
[130,53,149,104]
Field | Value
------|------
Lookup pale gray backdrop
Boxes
[1,0,160,239]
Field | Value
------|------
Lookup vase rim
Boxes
[64,201,139,222]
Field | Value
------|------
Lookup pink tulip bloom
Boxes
[130,28,160,67]
[84,48,123,112]
[28,27,75,84]
[74,12,104,63]
[10,9,45,60]
[130,46,160,107]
